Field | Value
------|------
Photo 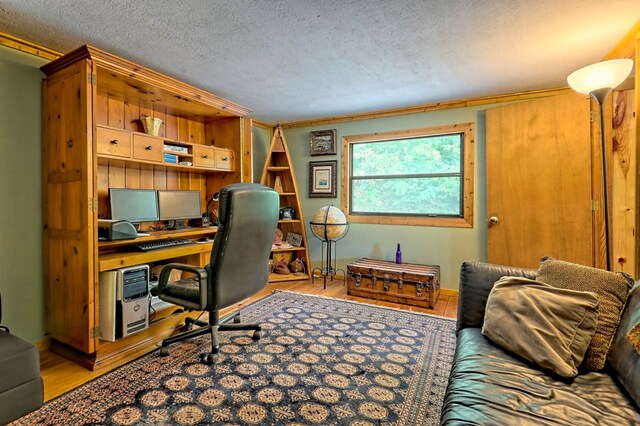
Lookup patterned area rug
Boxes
[14,291,457,426]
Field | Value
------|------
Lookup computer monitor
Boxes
[108,188,159,223]
[157,190,202,224]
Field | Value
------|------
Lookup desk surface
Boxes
[97,226,217,271]
[98,226,217,249]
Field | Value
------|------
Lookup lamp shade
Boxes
[567,59,633,94]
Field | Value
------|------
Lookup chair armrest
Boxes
[457,261,536,332]
[158,263,209,309]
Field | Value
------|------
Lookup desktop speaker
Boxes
[99,265,150,342]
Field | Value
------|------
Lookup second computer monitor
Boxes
[157,190,202,223]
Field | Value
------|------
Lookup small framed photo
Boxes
[286,232,303,247]
[309,160,337,198]
[310,129,337,156]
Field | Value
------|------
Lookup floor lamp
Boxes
[567,58,633,271]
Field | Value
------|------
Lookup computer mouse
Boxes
[197,237,211,242]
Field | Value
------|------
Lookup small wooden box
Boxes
[347,258,440,309]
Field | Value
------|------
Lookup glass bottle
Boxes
[396,243,402,264]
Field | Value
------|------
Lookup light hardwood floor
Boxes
[40,279,458,401]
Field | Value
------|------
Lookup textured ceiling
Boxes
[0,0,638,123]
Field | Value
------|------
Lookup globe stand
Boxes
[309,207,349,289]
[311,237,346,289]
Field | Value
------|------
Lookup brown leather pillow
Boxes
[536,257,634,370]
[482,276,599,378]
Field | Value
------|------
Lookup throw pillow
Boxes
[536,257,634,370]
[482,276,599,378]
[627,321,640,354]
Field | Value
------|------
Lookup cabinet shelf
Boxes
[268,273,310,282]
[267,166,290,172]
[271,246,307,253]
[97,155,231,173]
[96,124,234,172]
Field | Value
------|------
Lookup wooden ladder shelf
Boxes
[260,125,311,282]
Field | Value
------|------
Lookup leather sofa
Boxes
[0,292,43,425]
[440,262,640,425]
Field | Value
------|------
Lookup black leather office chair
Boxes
[157,183,279,363]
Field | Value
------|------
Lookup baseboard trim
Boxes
[35,337,51,352]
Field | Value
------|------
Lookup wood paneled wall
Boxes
[95,93,219,219]
[95,92,208,143]
[612,89,637,275]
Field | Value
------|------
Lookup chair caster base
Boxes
[159,347,170,357]
[199,352,218,364]
[252,330,262,340]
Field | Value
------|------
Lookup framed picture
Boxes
[286,232,303,247]
[309,160,337,198]
[309,129,337,156]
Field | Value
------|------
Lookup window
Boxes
[341,123,474,227]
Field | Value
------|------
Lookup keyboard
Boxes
[130,238,194,252]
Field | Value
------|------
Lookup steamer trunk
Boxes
[347,258,440,308]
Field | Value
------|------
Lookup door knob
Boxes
[488,216,499,225]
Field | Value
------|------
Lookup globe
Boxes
[310,206,349,241]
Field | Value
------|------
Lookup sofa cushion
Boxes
[0,377,44,425]
[536,257,633,370]
[608,283,640,408]
[441,328,640,425]
[0,331,41,394]
[482,276,599,378]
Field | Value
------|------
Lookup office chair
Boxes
[157,183,279,363]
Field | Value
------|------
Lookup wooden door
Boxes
[486,93,593,269]
[43,59,98,352]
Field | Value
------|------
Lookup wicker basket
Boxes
[140,116,163,136]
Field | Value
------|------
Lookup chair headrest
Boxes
[217,183,275,225]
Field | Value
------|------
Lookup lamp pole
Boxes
[590,88,612,271]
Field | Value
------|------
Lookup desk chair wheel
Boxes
[252,330,262,340]
[159,346,170,357]
[200,352,218,364]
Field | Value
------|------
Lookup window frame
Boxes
[341,123,474,228]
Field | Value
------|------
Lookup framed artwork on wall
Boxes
[309,160,337,198]
[309,129,337,156]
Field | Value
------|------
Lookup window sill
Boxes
[345,213,472,228]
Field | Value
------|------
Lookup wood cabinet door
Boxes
[43,59,98,352]
[486,92,594,269]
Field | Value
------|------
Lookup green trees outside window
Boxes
[351,134,463,216]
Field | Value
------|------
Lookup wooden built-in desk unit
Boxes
[41,45,253,370]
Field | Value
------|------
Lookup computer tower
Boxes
[99,265,150,342]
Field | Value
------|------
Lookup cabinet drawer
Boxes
[214,148,234,170]
[132,134,163,162]
[193,145,215,168]
[96,127,131,157]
